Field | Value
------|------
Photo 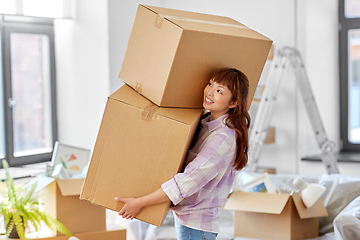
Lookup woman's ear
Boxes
[229,101,238,109]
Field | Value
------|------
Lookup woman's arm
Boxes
[114,187,170,220]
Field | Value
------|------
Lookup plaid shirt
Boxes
[161,114,236,233]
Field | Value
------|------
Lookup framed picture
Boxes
[50,141,91,176]
[242,172,276,193]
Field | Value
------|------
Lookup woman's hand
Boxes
[114,187,170,220]
[114,197,144,220]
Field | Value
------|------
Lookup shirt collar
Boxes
[201,113,228,132]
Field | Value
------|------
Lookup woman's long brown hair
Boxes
[210,68,251,170]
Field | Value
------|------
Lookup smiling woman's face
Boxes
[203,79,236,121]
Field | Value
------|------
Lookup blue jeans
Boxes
[174,217,218,240]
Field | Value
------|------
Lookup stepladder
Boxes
[246,47,340,174]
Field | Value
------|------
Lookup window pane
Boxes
[346,0,360,18]
[10,33,53,157]
[23,0,63,18]
[0,32,5,159]
[348,29,360,143]
[0,0,16,14]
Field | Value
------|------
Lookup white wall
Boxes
[54,0,360,177]
[296,0,343,174]
[108,0,165,93]
[54,0,110,151]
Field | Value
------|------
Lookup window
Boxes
[0,17,57,166]
[0,0,70,167]
[0,31,5,159]
[339,0,360,151]
[0,0,70,18]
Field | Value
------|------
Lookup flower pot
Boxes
[6,216,25,239]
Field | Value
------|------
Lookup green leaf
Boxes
[24,181,38,204]
[13,213,26,240]
[1,159,72,238]
[28,217,40,233]
[2,160,17,203]
[5,218,15,237]
[47,215,72,237]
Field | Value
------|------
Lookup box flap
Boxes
[224,191,290,214]
[109,85,203,126]
[109,84,150,110]
[56,178,84,196]
[143,5,239,26]
[156,108,203,126]
[142,5,270,41]
[292,193,329,219]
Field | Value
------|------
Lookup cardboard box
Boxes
[29,177,106,235]
[264,127,275,144]
[268,44,274,60]
[224,191,328,240]
[119,4,273,109]
[26,227,126,240]
[80,84,203,226]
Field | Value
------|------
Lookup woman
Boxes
[115,68,251,240]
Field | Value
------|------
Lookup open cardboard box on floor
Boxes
[224,191,328,240]
[119,4,272,109]
[80,84,203,227]
[27,177,106,235]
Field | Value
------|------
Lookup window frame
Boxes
[0,15,58,167]
[339,0,360,152]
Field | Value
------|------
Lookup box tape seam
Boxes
[159,14,249,30]
[142,103,159,121]
[155,15,164,29]
[135,82,143,93]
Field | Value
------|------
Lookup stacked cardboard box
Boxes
[80,4,272,227]
[27,177,126,239]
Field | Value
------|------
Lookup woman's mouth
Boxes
[204,97,214,104]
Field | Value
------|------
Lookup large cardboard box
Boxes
[30,177,106,235]
[224,191,328,240]
[80,84,203,226]
[119,4,273,109]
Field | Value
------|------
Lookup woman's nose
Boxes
[207,89,215,96]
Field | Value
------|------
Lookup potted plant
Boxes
[0,160,72,240]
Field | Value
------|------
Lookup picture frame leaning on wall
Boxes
[50,141,91,177]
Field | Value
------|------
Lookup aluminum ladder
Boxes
[246,47,339,174]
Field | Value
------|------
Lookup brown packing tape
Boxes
[135,82,142,93]
[157,14,249,30]
[142,103,159,121]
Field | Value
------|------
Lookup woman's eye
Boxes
[208,82,212,86]
[217,89,222,94]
